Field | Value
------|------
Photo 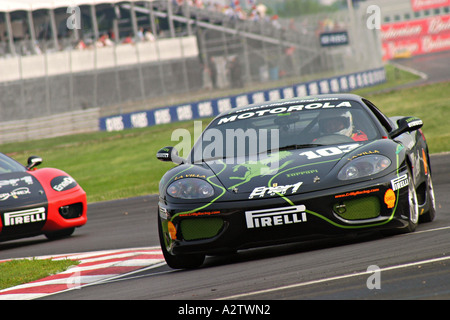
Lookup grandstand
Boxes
[0,1,304,60]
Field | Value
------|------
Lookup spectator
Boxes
[137,27,145,42]
[122,34,134,44]
[75,39,87,50]
[256,3,267,19]
[101,33,114,46]
[193,0,204,8]
[144,29,156,41]
[223,5,235,19]
[235,7,246,20]
[109,29,116,42]
[271,15,281,29]
[95,37,103,48]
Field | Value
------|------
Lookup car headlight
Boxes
[167,178,214,199]
[338,155,391,180]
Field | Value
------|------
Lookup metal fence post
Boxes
[167,0,176,38]
[5,12,15,56]
[240,35,250,84]
[49,9,59,51]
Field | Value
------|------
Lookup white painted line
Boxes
[217,255,450,300]
[413,225,450,234]
[0,294,43,300]
[389,62,428,80]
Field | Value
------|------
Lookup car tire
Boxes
[419,173,436,223]
[44,227,75,240]
[157,217,205,269]
[404,168,419,233]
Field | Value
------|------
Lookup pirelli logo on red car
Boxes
[3,207,46,226]
[245,205,307,229]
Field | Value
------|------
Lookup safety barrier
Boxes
[100,67,386,132]
[0,108,99,144]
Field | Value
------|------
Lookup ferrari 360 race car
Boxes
[156,94,436,269]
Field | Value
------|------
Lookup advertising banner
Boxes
[411,0,450,12]
[319,31,349,47]
[381,13,450,59]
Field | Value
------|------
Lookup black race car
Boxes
[156,94,436,269]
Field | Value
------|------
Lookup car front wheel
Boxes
[405,172,419,232]
[420,173,436,223]
[45,227,75,240]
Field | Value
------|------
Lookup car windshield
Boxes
[190,99,381,162]
[0,153,26,173]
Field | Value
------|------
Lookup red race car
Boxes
[0,153,87,242]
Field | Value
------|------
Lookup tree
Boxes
[277,0,342,17]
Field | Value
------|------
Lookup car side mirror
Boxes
[389,117,423,139]
[26,156,42,170]
[156,146,185,164]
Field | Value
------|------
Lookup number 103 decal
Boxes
[300,143,361,159]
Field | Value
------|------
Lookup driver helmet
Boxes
[318,110,353,137]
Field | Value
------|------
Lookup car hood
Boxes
[0,172,47,210]
[204,141,387,197]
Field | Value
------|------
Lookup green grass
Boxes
[362,82,450,153]
[0,258,79,290]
